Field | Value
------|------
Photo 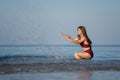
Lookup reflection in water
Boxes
[78,71,92,80]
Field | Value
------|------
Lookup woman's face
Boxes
[77,28,82,35]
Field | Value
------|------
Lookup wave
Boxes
[0,45,120,74]
[0,56,120,74]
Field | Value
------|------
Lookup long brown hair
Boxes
[77,26,92,44]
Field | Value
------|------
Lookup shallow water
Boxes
[0,71,120,80]
[0,45,120,80]
[0,45,120,73]
[0,59,120,74]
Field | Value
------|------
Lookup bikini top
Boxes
[80,42,91,48]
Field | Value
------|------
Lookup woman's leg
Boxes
[74,52,91,60]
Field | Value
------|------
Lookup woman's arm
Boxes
[61,32,85,44]
[61,32,71,39]
[69,37,85,44]
[61,32,73,42]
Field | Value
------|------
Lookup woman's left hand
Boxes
[61,32,71,39]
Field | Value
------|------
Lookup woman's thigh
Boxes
[75,52,91,59]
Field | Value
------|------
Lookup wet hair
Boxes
[77,26,92,44]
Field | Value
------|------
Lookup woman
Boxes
[61,26,93,60]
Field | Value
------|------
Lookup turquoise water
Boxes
[0,45,120,80]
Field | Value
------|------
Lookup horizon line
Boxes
[0,44,120,46]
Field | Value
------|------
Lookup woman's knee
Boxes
[74,52,81,59]
[74,52,78,57]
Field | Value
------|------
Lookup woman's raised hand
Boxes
[61,32,71,39]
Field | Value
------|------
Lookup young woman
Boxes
[61,26,93,60]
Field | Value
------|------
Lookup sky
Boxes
[0,0,120,45]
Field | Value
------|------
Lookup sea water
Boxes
[0,45,120,80]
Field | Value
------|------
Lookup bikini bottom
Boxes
[84,49,94,59]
